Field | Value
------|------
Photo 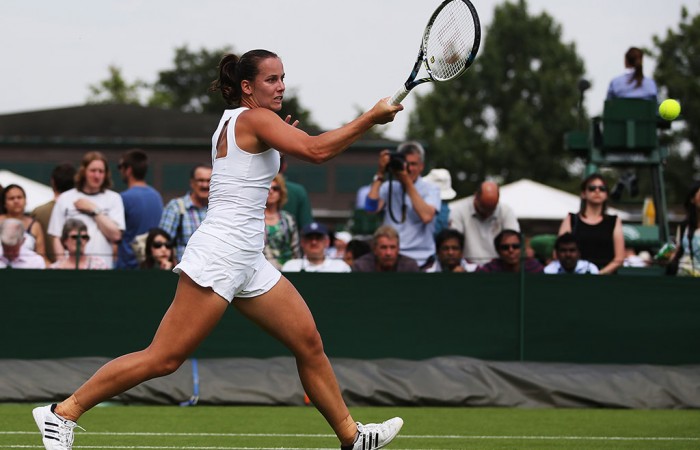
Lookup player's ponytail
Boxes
[210,50,279,107]
[624,47,644,88]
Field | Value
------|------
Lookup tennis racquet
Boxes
[389,0,481,105]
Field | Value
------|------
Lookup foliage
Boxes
[407,0,586,196]
[652,5,700,197]
[87,65,146,105]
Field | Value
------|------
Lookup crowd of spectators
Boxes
[0,141,695,277]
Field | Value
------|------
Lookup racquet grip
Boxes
[389,86,410,105]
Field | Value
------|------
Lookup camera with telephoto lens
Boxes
[387,151,406,172]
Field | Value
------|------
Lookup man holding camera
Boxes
[364,141,441,266]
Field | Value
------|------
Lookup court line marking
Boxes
[3,430,699,441]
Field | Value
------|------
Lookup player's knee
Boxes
[295,328,325,359]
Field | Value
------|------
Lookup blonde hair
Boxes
[271,174,288,207]
[372,225,399,247]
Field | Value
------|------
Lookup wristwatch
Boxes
[91,207,104,216]
[373,174,385,183]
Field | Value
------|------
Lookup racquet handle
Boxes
[389,86,410,105]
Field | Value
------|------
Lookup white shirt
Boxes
[281,257,351,273]
[0,246,46,269]
[544,260,599,274]
[448,195,520,264]
[48,188,125,268]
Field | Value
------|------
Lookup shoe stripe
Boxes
[45,435,59,441]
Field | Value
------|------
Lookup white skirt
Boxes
[173,229,281,302]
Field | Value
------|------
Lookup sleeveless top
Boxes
[570,212,616,270]
[197,107,280,253]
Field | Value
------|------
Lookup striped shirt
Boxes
[159,194,207,261]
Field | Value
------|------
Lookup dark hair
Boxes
[555,232,578,251]
[625,47,645,88]
[52,163,76,193]
[345,239,371,260]
[210,49,279,107]
[190,164,211,179]
[121,149,149,180]
[76,151,112,192]
[1,184,26,214]
[435,228,465,250]
[493,229,521,252]
[579,173,608,216]
[141,228,176,269]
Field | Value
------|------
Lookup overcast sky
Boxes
[1,1,697,140]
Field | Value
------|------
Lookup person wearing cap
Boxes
[327,230,352,260]
[364,141,441,266]
[281,222,351,273]
[448,181,520,265]
[423,168,456,237]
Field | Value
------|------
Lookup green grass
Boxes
[2,403,699,449]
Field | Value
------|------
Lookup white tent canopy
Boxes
[451,178,630,221]
[0,170,54,212]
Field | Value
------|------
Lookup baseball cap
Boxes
[301,222,328,237]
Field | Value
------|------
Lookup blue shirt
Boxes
[117,185,163,269]
[159,194,207,262]
[607,69,658,101]
[379,177,441,265]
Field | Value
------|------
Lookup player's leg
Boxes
[56,273,229,420]
[234,276,402,449]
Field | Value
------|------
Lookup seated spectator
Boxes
[140,228,176,270]
[264,174,300,269]
[477,229,544,273]
[423,168,457,236]
[423,229,477,273]
[544,233,599,274]
[0,218,46,269]
[282,222,351,273]
[1,184,48,263]
[327,230,352,260]
[352,225,419,272]
[342,239,371,268]
[50,219,108,270]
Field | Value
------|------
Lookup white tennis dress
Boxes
[174,107,282,301]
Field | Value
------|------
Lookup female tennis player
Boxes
[33,49,404,450]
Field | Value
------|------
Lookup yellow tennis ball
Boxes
[659,99,681,121]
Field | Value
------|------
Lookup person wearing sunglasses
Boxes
[50,219,108,270]
[558,173,625,275]
[140,228,176,270]
[476,229,543,273]
[263,174,300,269]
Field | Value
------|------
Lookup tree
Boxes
[652,6,700,198]
[407,0,586,196]
[87,65,146,105]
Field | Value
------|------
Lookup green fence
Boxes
[3,270,698,364]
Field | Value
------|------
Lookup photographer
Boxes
[364,141,441,266]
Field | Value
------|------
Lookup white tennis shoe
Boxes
[345,417,404,450]
[32,404,84,450]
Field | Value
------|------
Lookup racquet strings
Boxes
[426,0,477,81]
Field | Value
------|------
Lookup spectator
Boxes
[476,229,543,273]
[140,228,176,270]
[423,168,457,236]
[0,184,48,263]
[117,149,164,269]
[0,218,45,269]
[607,47,658,101]
[667,181,700,277]
[280,155,313,229]
[558,173,625,274]
[365,141,441,266]
[449,181,520,265]
[352,225,419,272]
[544,232,599,274]
[50,219,108,270]
[48,151,125,268]
[281,222,351,272]
[159,164,211,262]
[31,163,76,263]
[264,174,300,269]
[327,230,352,260]
[342,239,371,268]
[423,228,477,273]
